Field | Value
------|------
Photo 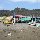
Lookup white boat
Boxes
[31,17,36,26]
[28,20,33,25]
[31,21,36,26]
[36,23,40,27]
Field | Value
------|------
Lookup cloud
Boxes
[8,0,40,3]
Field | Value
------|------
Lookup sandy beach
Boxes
[0,22,40,40]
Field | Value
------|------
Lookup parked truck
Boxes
[3,16,14,24]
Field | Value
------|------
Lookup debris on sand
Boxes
[21,30,22,32]
[5,35,7,37]
[0,30,3,32]
[32,30,35,33]
[3,29,6,32]
[17,36,20,39]
[8,32,11,36]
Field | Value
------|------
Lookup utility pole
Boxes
[13,12,15,25]
[32,15,33,23]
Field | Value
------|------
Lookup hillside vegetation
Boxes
[0,7,40,17]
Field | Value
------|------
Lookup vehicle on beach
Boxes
[36,17,40,23]
[28,17,36,26]
[19,16,31,23]
[3,16,14,24]
[0,16,6,22]
[15,15,22,23]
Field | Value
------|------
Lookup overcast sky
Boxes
[0,0,40,10]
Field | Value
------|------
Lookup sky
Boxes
[0,0,40,10]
